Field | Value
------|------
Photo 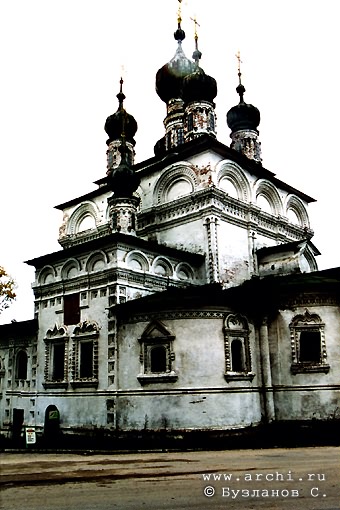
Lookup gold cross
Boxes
[190,15,200,38]
[177,0,182,23]
[236,50,242,75]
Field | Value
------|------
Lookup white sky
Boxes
[0,0,339,324]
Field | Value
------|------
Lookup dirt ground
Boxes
[1,446,339,510]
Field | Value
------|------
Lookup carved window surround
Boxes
[43,324,69,389]
[70,321,99,388]
[223,313,254,382]
[290,310,330,375]
[137,320,177,385]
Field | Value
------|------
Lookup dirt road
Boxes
[1,446,339,509]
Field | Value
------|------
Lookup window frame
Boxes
[137,320,177,385]
[43,324,69,389]
[70,321,99,388]
[223,313,254,382]
[290,310,330,374]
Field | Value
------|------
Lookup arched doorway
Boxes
[44,405,61,444]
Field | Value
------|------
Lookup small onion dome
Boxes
[104,79,138,145]
[227,84,260,133]
[182,66,217,104]
[156,28,195,103]
[109,142,140,197]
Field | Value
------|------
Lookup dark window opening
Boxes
[209,113,215,131]
[16,351,28,379]
[299,331,321,363]
[166,132,172,150]
[231,339,244,372]
[80,341,93,378]
[177,128,184,145]
[64,293,80,325]
[53,344,65,380]
[150,345,167,373]
[187,113,194,132]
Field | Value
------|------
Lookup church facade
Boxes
[1,7,339,443]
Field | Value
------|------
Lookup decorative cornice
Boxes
[137,187,312,242]
[119,309,226,324]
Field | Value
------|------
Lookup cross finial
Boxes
[177,0,182,24]
[190,15,200,40]
[190,15,202,64]
[235,50,245,103]
[236,50,242,84]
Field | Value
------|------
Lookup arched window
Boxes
[16,351,28,380]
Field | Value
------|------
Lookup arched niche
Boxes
[216,161,251,202]
[68,201,100,235]
[125,250,150,272]
[153,163,199,205]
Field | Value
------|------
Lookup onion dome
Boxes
[156,17,195,103]
[181,21,217,105]
[104,78,138,145]
[109,138,140,198]
[227,74,260,133]
[182,66,217,104]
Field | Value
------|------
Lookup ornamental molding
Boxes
[59,224,111,249]
[120,309,227,324]
[289,309,322,327]
[216,161,251,202]
[285,294,339,308]
[67,201,101,236]
[254,179,283,216]
[45,323,68,339]
[285,195,310,228]
[153,162,200,205]
[72,320,100,336]
[137,187,311,242]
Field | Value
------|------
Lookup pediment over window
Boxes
[224,313,249,332]
[45,323,68,339]
[140,320,174,340]
[73,320,100,336]
[290,309,322,327]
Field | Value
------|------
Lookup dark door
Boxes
[12,408,24,442]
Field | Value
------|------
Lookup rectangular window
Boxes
[299,331,321,363]
[64,293,80,325]
[53,343,65,380]
[79,341,93,378]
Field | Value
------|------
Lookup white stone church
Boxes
[1,7,339,445]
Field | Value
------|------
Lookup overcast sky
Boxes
[0,0,338,324]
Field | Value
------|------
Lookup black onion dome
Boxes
[109,143,140,198]
[227,84,260,133]
[104,80,138,145]
[156,27,195,103]
[182,66,217,104]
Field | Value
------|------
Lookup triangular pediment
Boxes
[141,320,173,339]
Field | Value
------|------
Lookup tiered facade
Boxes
[1,5,339,443]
